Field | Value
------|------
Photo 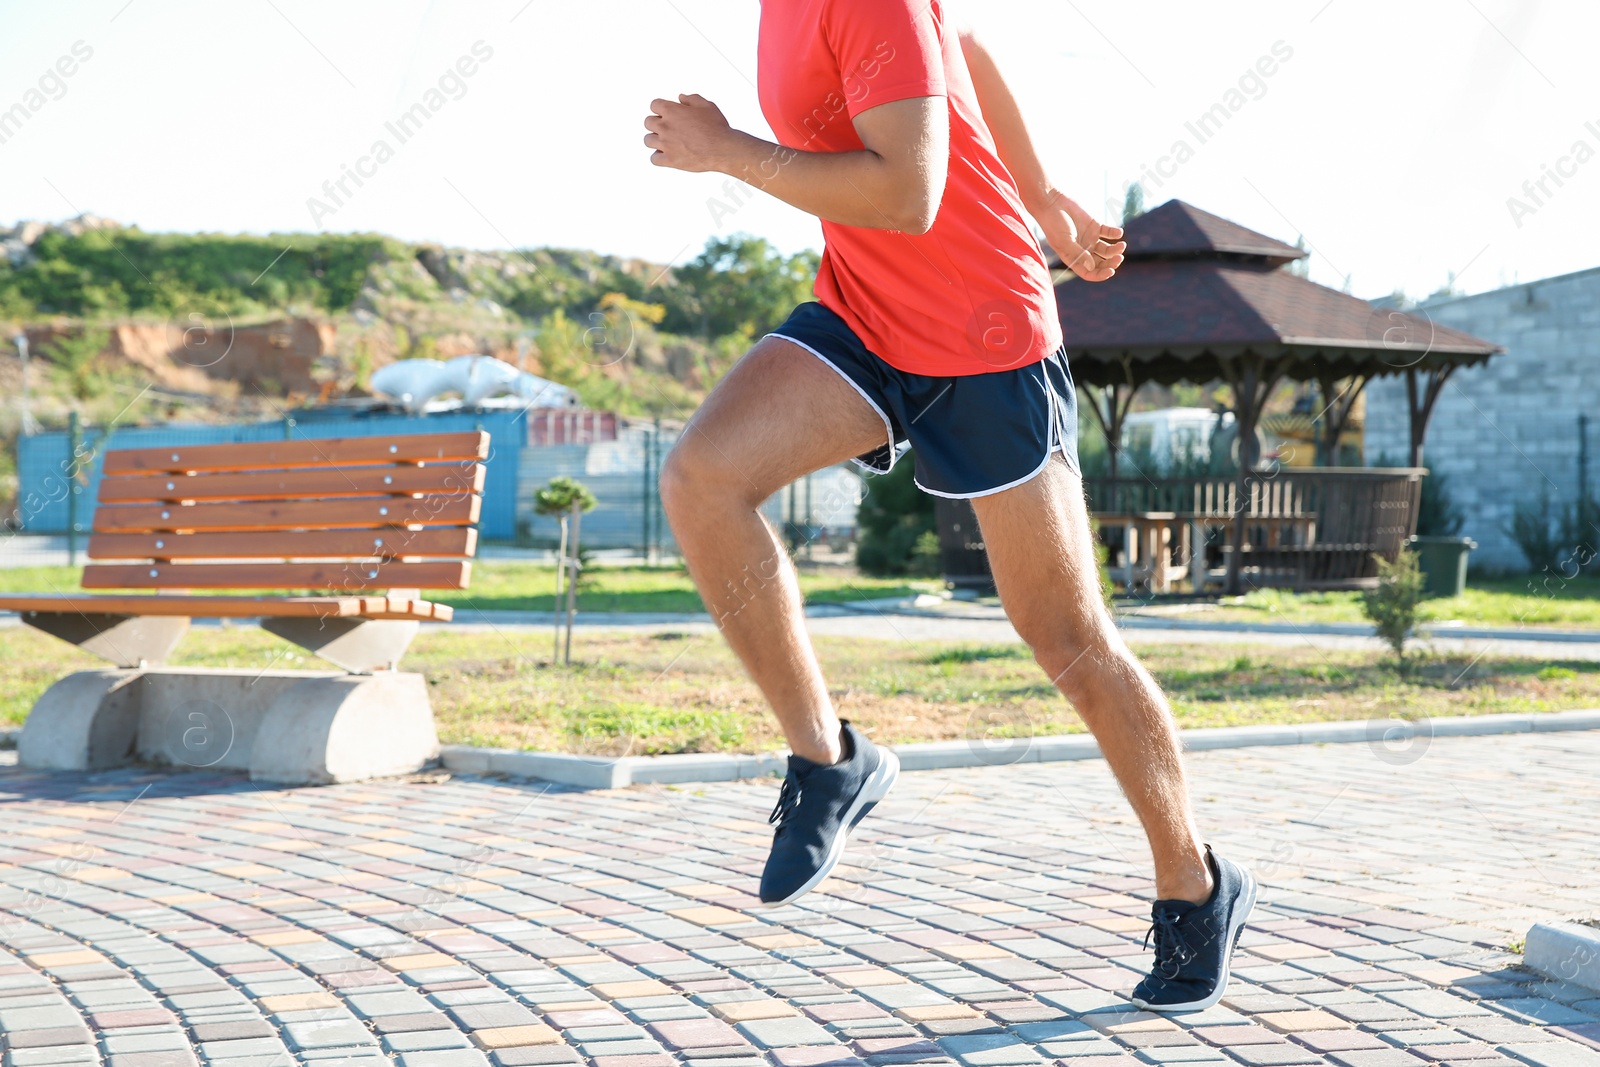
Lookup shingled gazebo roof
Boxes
[1055,200,1500,388]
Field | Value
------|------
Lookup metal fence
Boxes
[4,407,866,567]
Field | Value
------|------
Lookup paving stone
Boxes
[4,1049,99,1067]
[2,1028,95,1050]
[1255,1009,1352,1033]
[1222,1045,1325,1066]
[1496,1045,1600,1067]
[1555,1025,1600,1052]
[195,1038,290,1059]
[103,1053,198,1067]
[372,1012,456,1033]
[489,1048,583,1066]
[936,1035,1043,1066]
[101,1033,193,1054]
[396,1052,491,1067]
[386,1032,476,1053]
[1410,1042,1505,1060]
[1491,1002,1600,1027]
[1381,990,1496,1019]
[188,1020,275,1042]
[450,1004,541,1030]
[769,1049,867,1067]
[736,1018,839,1048]
[647,1019,746,1050]
[1326,1052,1430,1067]
[87,1009,178,1030]
[283,1019,380,1051]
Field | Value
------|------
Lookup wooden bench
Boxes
[0,430,486,673]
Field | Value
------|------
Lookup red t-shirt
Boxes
[757,0,1061,375]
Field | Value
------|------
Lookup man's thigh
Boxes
[969,454,1111,651]
[671,335,888,500]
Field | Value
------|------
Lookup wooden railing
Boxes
[1083,467,1425,590]
[936,467,1426,594]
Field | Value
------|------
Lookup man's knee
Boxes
[1017,614,1121,701]
[659,441,761,521]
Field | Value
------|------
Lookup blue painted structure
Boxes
[15,409,527,540]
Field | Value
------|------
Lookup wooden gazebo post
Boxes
[1314,373,1371,466]
[1404,364,1459,467]
[1079,357,1140,511]
[1220,351,1288,595]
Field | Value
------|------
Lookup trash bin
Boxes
[935,496,997,596]
[1409,535,1477,598]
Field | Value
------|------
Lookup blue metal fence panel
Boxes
[14,409,529,540]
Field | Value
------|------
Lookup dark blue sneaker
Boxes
[759,722,899,906]
[1130,845,1257,1013]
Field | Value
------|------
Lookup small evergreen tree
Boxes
[1121,182,1145,224]
[856,460,936,577]
[536,476,598,663]
[1362,548,1425,675]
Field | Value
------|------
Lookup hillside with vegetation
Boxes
[0,218,818,413]
[0,217,820,508]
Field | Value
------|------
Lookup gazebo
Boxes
[938,201,1503,595]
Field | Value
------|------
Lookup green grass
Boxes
[0,561,939,616]
[437,563,939,614]
[10,560,1593,629]
[1177,574,1600,630]
[4,624,1596,756]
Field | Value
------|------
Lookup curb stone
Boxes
[1524,921,1600,993]
[439,707,1600,788]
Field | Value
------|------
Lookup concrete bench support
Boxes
[18,668,440,785]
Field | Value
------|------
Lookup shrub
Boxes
[1509,490,1599,575]
[1416,470,1465,537]
[40,327,111,400]
[1362,548,1425,674]
[856,459,936,577]
[1508,491,1564,573]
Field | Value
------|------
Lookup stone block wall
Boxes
[1366,266,1600,573]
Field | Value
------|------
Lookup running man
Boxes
[644,0,1255,1011]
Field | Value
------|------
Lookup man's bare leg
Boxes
[660,336,888,765]
[971,454,1212,904]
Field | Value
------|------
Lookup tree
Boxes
[536,476,598,664]
[41,327,111,400]
[1362,548,1425,675]
[1122,182,1146,224]
[662,234,819,340]
[856,460,938,577]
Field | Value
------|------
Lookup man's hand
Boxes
[645,94,741,173]
[1034,189,1126,282]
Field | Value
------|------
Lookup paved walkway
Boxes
[431,610,1600,663]
[1,733,1597,1067]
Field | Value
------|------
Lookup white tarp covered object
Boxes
[371,356,577,414]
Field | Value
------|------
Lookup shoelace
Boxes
[768,773,802,832]
[1144,910,1196,980]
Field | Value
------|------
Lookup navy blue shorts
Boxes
[769,302,1080,499]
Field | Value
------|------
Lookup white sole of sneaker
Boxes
[760,747,901,908]
[1131,864,1258,1014]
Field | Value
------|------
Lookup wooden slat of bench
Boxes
[0,594,375,618]
[92,495,480,533]
[102,431,490,475]
[0,595,449,620]
[82,561,471,591]
[98,462,485,504]
[88,527,478,561]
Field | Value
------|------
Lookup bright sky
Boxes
[1,0,1596,302]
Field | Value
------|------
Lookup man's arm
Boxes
[645,94,949,235]
[956,26,1124,281]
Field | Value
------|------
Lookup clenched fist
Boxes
[644,94,738,173]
